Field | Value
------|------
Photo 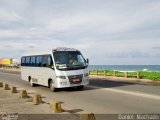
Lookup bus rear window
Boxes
[21,57,25,66]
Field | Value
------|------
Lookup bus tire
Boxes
[29,76,34,87]
[49,80,56,92]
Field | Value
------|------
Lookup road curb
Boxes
[0,82,3,87]
[80,113,96,120]
[33,94,42,105]
[11,86,17,93]
[50,101,63,113]
[19,90,28,98]
[4,84,10,90]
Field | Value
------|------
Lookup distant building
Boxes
[0,58,19,66]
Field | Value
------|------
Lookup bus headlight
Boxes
[56,76,66,79]
[84,73,89,77]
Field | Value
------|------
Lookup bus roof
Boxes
[53,47,78,52]
[21,47,79,57]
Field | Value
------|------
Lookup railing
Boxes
[89,70,141,79]
[0,65,20,70]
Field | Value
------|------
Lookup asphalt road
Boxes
[0,70,160,114]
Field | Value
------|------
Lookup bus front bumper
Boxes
[55,77,89,88]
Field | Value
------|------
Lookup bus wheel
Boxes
[50,80,56,92]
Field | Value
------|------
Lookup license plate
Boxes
[72,78,80,82]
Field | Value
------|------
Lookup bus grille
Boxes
[68,74,83,84]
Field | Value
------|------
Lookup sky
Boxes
[0,0,160,65]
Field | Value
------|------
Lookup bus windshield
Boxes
[53,51,87,70]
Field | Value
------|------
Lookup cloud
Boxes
[0,9,22,21]
[0,0,160,64]
[105,51,150,58]
[152,46,160,50]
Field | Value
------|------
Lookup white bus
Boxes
[21,47,89,92]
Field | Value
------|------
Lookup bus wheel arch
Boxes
[28,76,34,87]
[28,76,31,82]
[48,78,52,87]
[48,78,56,92]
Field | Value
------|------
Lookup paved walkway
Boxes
[0,86,80,120]
[0,87,51,114]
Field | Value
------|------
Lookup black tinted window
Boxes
[48,55,53,67]
[21,55,53,67]
[26,57,30,66]
[21,57,25,66]
[41,55,53,67]
[36,56,42,67]
[30,56,36,66]
[42,56,48,67]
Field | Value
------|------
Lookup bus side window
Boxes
[47,55,54,68]
[21,57,25,66]
[30,56,36,66]
[26,57,30,66]
[42,55,48,67]
[36,56,42,67]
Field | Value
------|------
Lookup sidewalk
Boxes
[0,87,80,120]
[0,87,50,114]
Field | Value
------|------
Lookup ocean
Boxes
[88,65,160,72]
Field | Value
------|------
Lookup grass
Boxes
[89,70,160,81]
[140,72,160,81]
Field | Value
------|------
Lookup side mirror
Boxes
[86,58,89,64]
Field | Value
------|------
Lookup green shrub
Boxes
[140,72,160,81]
